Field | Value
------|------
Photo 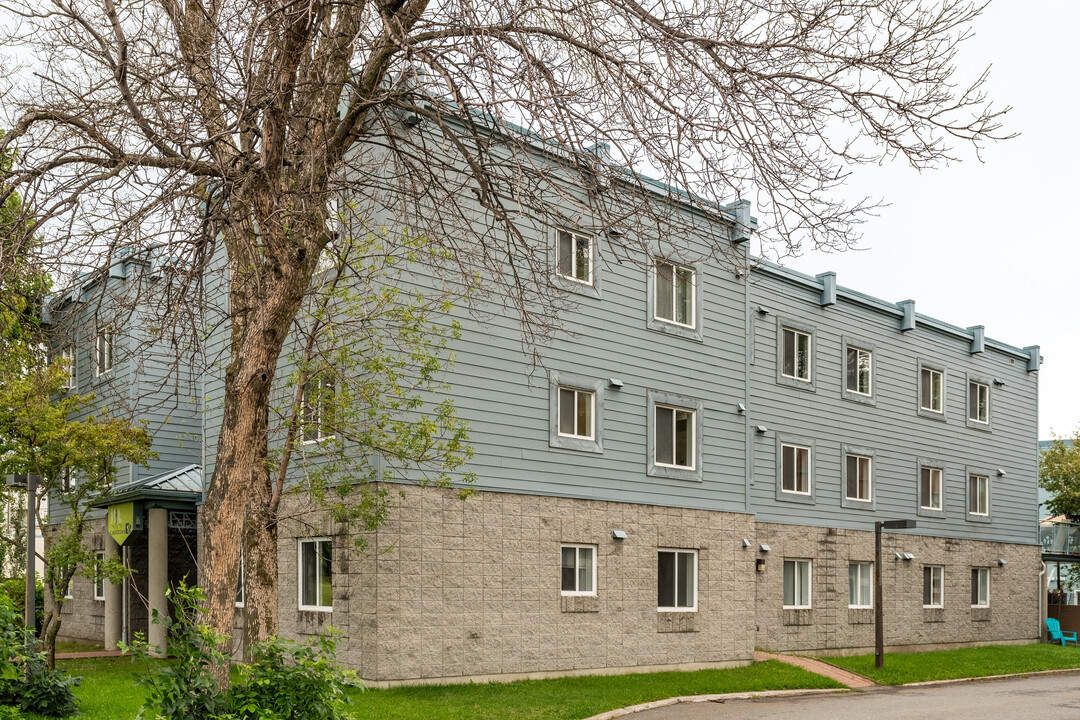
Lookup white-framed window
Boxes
[93,552,106,601]
[560,544,597,596]
[654,404,695,470]
[846,346,872,396]
[968,380,989,424]
[845,453,871,502]
[558,387,595,440]
[971,567,990,607]
[783,559,812,609]
[301,373,335,443]
[61,345,77,390]
[95,327,114,376]
[920,467,943,511]
[653,260,695,328]
[236,550,245,608]
[782,328,812,382]
[657,549,697,611]
[62,565,74,600]
[920,366,944,413]
[849,561,873,609]
[298,538,332,611]
[781,443,811,495]
[923,565,944,608]
[969,474,989,516]
[556,229,593,285]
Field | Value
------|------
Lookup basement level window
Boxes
[298,538,332,611]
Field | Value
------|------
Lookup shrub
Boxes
[0,578,44,630]
[0,601,78,717]
[227,633,359,720]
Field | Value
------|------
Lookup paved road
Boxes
[632,672,1080,720]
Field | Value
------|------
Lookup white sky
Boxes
[783,0,1078,440]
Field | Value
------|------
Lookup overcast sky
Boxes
[778,0,1077,440]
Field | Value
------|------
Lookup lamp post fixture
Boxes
[875,518,916,669]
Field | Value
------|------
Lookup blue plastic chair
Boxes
[1046,618,1078,646]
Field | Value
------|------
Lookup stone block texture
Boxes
[753,522,1041,655]
[276,485,757,684]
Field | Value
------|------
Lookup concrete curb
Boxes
[898,666,1080,688]
[578,688,848,720]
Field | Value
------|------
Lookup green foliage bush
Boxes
[0,577,44,630]
[126,582,358,720]
[0,599,78,717]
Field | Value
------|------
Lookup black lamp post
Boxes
[875,518,916,669]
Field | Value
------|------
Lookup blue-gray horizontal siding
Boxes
[747,273,1038,545]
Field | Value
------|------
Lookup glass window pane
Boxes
[301,542,316,607]
[562,547,576,591]
[658,551,675,607]
[979,385,988,421]
[576,391,592,437]
[677,552,695,608]
[846,455,858,499]
[574,236,590,281]
[798,561,810,606]
[578,547,593,593]
[674,410,691,468]
[319,541,332,607]
[860,457,871,499]
[921,468,930,507]
[923,566,932,605]
[861,564,872,606]
[655,406,674,466]
[796,448,809,493]
[968,382,979,420]
[796,333,810,379]
[655,262,674,321]
[971,569,979,605]
[559,388,576,435]
[675,267,693,325]
[783,560,795,606]
[849,563,858,606]
[782,445,795,491]
[782,329,796,377]
[931,371,942,411]
[557,230,572,277]
[921,368,931,409]
[858,351,871,394]
[846,348,858,391]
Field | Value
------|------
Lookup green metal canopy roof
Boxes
[91,464,202,508]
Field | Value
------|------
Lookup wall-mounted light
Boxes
[756,306,770,315]
[741,538,751,548]
[894,552,902,560]
[756,558,766,572]
[737,403,747,413]
[611,529,627,540]
[755,425,768,435]
[759,543,771,553]
[606,228,625,237]
[993,378,1006,387]
[998,558,1007,567]
[997,468,1006,477]
[902,553,915,561]
[609,378,624,389]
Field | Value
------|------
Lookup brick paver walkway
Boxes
[755,650,875,688]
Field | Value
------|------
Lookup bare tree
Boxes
[0,0,1010,681]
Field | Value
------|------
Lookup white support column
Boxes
[103,533,122,650]
[147,507,168,657]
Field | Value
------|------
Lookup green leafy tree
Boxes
[1040,431,1080,520]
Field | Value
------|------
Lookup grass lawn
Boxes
[53,640,105,654]
[13,658,840,720]
[825,643,1080,686]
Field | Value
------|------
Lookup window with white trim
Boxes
[560,544,596,596]
[298,538,332,611]
[920,467,943,511]
[653,260,695,328]
[849,561,873,608]
[971,567,990,607]
[61,345,76,390]
[783,559,811,608]
[657,549,697,611]
[920,367,943,413]
[846,346,872,396]
[558,387,595,440]
[782,328,811,382]
[968,380,989,424]
[556,229,593,285]
[969,474,989,516]
[301,373,335,443]
[781,443,811,495]
[923,565,944,608]
[654,404,694,470]
[95,328,113,376]
[845,453,871,502]
[62,565,74,600]
[93,551,106,601]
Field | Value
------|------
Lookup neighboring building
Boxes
[1039,439,1079,607]
[0,486,45,579]
[49,163,1044,684]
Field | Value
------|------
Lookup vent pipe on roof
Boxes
[1024,345,1041,372]
[968,326,985,354]
[898,300,916,332]
[816,272,837,307]
[731,199,752,244]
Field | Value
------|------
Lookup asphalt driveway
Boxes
[631,671,1080,720]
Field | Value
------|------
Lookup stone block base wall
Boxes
[277,485,758,685]
[55,519,107,644]
[753,522,1042,655]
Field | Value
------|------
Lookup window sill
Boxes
[552,273,601,300]
[841,390,877,407]
[966,512,992,524]
[776,374,816,393]
[917,505,946,520]
[646,317,703,343]
[298,605,333,613]
[916,408,947,422]
[841,496,875,511]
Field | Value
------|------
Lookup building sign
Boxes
[107,502,135,546]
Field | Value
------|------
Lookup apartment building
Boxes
[47,184,1042,686]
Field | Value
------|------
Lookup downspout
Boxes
[1039,561,1047,643]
